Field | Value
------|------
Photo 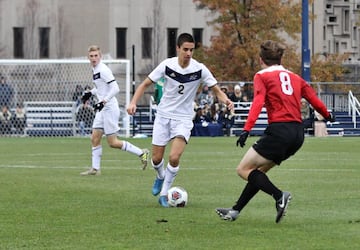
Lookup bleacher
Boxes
[230,102,268,136]
[20,97,360,137]
[334,111,360,136]
[230,102,349,137]
[132,101,360,137]
[24,101,77,136]
[131,105,155,136]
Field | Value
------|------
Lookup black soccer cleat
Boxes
[275,191,292,223]
[215,208,239,221]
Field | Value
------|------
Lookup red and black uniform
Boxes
[245,65,330,164]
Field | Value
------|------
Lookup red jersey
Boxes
[244,65,330,132]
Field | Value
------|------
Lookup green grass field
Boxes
[0,136,359,250]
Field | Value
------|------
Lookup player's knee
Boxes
[152,158,162,166]
[168,157,180,167]
[108,138,121,148]
[236,166,248,180]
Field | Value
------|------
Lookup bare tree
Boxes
[152,0,165,67]
[23,0,40,59]
[143,0,165,74]
[0,0,6,57]
[0,45,6,58]
[55,6,72,58]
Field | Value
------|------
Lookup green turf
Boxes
[0,136,359,249]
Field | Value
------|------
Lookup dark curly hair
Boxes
[259,40,286,66]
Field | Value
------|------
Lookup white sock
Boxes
[160,164,179,196]
[121,141,143,156]
[152,159,165,179]
[92,145,102,170]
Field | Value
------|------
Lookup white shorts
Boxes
[152,116,194,146]
[92,103,120,135]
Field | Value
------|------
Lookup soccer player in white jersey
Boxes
[80,45,149,176]
[127,33,234,207]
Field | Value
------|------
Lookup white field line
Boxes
[0,164,358,172]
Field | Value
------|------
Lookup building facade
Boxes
[311,0,360,64]
[1,0,360,81]
[0,0,216,80]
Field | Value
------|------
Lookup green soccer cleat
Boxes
[140,149,149,170]
[80,168,101,176]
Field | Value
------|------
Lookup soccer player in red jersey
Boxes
[216,40,335,223]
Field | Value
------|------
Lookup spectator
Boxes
[193,105,211,126]
[301,98,313,132]
[197,85,214,107]
[72,84,84,107]
[229,84,248,103]
[76,100,95,136]
[241,83,253,101]
[12,103,26,134]
[219,85,235,136]
[209,103,223,124]
[220,85,230,98]
[219,103,234,136]
[314,111,328,137]
[0,75,14,108]
[0,105,12,134]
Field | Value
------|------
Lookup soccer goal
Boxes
[0,59,131,137]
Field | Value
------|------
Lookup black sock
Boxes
[232,182,259,211]
[248,169,282,201]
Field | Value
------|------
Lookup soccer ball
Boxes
[167,186,188,207]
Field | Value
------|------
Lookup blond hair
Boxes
[88,45,101,53]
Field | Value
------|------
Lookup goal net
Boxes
[0,59,131,137]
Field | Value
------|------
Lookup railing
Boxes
[149,96,157,122]
[348,91,360,128]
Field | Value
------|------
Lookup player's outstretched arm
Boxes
[211,85,234,111]
[127,77,153,115]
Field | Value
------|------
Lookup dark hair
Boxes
[259,40,286,66]
[177,33,194,47]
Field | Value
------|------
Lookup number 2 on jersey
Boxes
[178,84,184,95]
[279,72,293,95]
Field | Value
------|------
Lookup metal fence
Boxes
[218,81,360,112]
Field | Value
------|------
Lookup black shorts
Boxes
[252,122,304,165]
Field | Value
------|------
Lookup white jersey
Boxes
[91,61,119,106]
[148,57,217,120]
[91,61,120,134]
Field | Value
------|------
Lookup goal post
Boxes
[0,59,131,138]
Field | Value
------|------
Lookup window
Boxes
[335,41,339,53]
[192,28,203,49]
[13,27,24,58]
[142,28,152,59]
[167,28,177,58]
[353,27,357,42]
[39,27,50,58]
[341,42,347,50]
[329,16,337,23]
[343,9,350,33]
[116,28,127,58]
